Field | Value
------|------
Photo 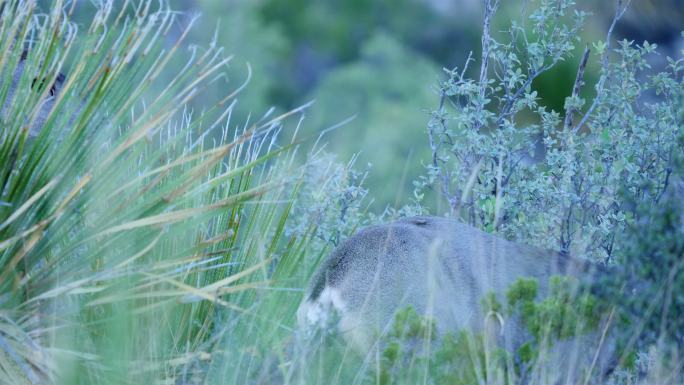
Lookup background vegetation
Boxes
[1,0,682,384]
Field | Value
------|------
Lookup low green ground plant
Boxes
[298,276,609,385]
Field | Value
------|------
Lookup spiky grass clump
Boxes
[0,1,320,384]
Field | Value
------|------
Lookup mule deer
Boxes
[298,216,614,382]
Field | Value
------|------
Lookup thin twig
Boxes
[475,0,500,131]
[581,307,616,385]
[428,92,454,208]
[563,46,591,133]
[573,0,629,132]
[429,52,476,213]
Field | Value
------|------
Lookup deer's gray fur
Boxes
[298,216,613,381]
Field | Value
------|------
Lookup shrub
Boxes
[594,134,684,364]
[415,0,683,381]
[419,0,682,263]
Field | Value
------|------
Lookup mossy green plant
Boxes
[370,275,612,385]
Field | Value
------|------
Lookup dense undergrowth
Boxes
[0,0,682,384]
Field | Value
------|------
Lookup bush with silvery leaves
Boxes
[420,0,682,263]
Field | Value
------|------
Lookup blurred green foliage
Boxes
[256,0,476,102]
[304,32,439,208]
[258,0,435,62]
[364,276,609,385]
[170,0,481,210]
[172,0,289,122]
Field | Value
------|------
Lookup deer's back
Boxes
[300,216,587,348]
